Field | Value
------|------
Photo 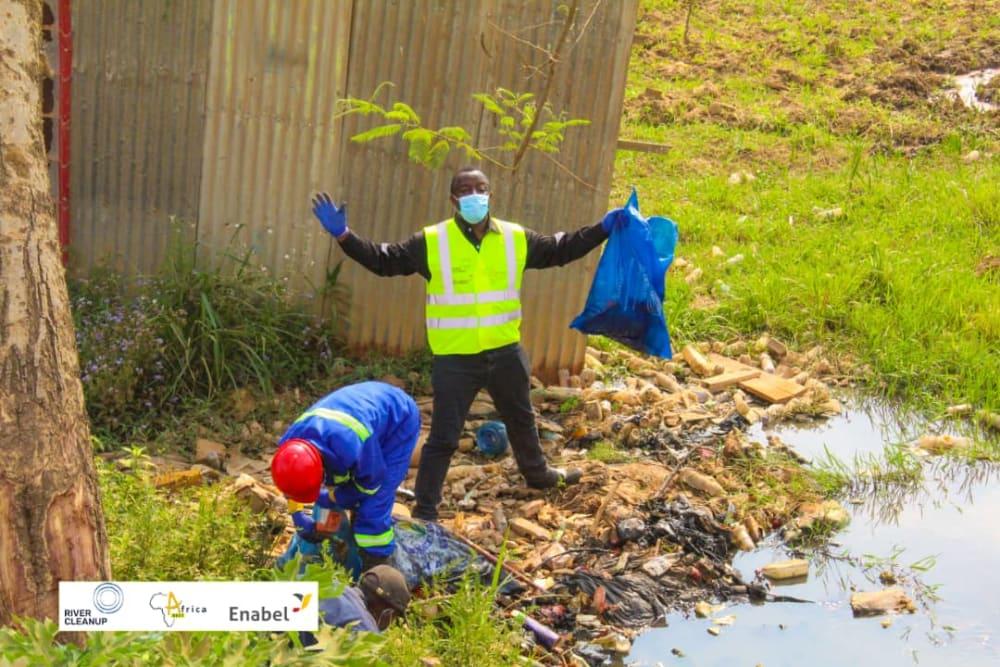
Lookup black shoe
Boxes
[411,507,438,522]
[526,467,582,490]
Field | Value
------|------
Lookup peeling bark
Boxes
[0,0,110,627]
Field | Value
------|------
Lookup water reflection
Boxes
[627,395,1000,667]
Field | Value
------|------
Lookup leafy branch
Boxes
[336,85,590,174]
[332,0,598,189]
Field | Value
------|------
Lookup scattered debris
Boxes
[153,468,212,490]
[678,468,725,497]
[694,600,713,618]
[194,438,228,471]
[147,334,855,659]
[850,589,917,617]
[914,434,971,455]
[762,559,809,581]
[814,206,844,220]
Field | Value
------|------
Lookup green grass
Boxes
[613,0,1000,413]
[586,440,633,463]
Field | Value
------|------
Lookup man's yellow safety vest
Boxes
[424,218,527,355]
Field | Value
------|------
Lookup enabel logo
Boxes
[229,592,313,623]
[149,591,207,627]
[292,593,312,612]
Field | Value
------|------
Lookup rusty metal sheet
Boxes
[70,0,212,275]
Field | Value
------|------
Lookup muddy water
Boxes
[627,397,1000,666]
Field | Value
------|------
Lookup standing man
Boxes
[270,381,420,569]
[311,167,616,521]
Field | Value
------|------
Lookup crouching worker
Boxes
[271,381,420,571]
[302,564,410,642]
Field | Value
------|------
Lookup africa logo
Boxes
[92,583,124,614]
[150,591,207,627]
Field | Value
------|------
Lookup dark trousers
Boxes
[413,343,548,520]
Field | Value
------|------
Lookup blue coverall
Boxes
[279,382,420,557]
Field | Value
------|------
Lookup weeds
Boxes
[381,572,523,667]
[812,443,925,499]
[618,0,1000,413]
[70,240,348,442]
[0,616,384,666]
[99,459,273,580]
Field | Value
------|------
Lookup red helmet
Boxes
[271,439,324,503]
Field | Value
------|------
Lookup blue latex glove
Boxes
[601,208,625,234]
[311,192,348,238]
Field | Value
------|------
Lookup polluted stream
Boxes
[626,396,1000,666]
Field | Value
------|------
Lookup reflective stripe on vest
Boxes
[355,527,395,548]
[424,219,527,355]
[294,408,371,441]
[293,408,371,489]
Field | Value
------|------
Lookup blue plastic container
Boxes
[475,421,509,458]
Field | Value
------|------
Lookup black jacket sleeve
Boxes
[524,222,608,270]
[337,231,431,281]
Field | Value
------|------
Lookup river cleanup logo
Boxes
[61,582,122,627]
[92,583,124,614]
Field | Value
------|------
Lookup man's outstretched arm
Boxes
[312,192,430,279]
[524,215,615,270]
[338,231,430,279]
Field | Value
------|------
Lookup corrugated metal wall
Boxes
[71,0,212,273]
[197,0,353,298]
[70,0,637,378]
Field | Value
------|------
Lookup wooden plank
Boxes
[708,353,806,404]
[616,139,671,154]
[702,369,760,392]
[742,375,806,404]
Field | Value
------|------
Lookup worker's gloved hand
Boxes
[312,192,348,239]
[315,487,342,511]
[292,510,320,540]
[600,208,625,234]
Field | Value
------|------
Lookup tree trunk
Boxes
[0,0,110,627]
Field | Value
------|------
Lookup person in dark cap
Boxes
[310,564,411,637]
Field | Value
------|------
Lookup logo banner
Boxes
[59,581,319,631]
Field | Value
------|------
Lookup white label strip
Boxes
[59,581,319,631]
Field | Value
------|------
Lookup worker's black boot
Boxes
[526,466,582,490]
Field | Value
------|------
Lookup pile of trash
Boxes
[390,336,851,662]
[140,335,855,665]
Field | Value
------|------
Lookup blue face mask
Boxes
[457,193,489,223]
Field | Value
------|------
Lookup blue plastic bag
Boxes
[571,189,678,358]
